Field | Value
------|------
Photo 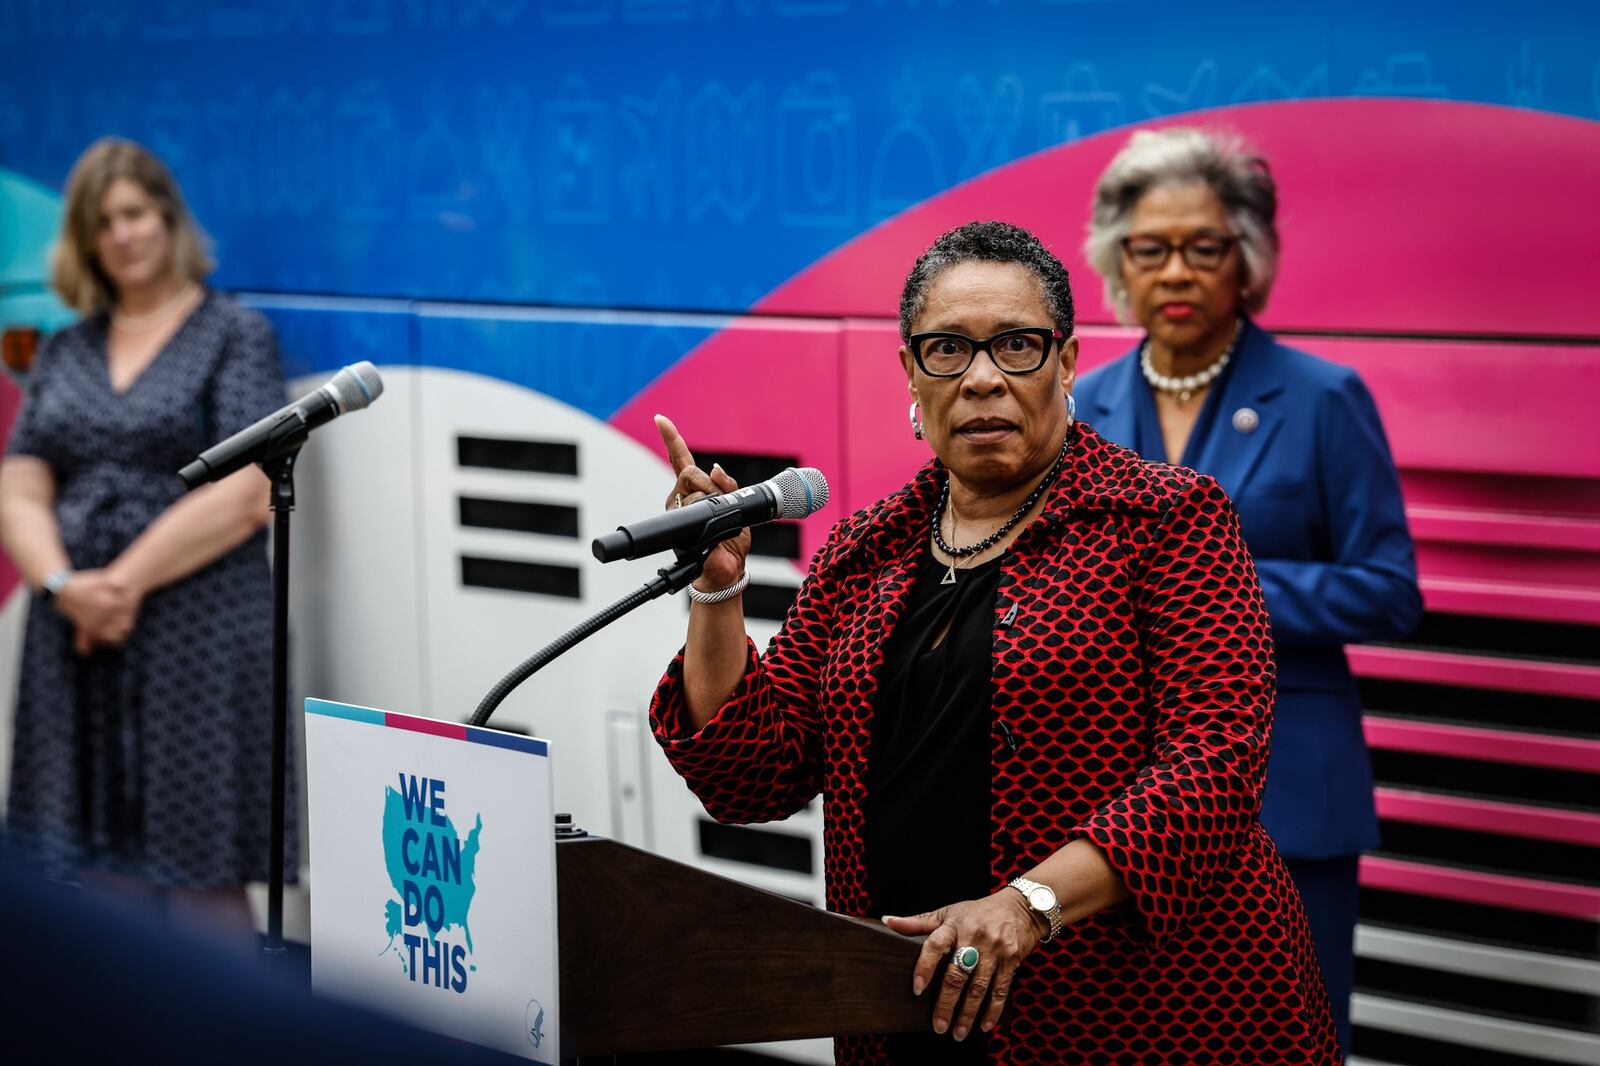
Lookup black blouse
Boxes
[867,548,1003,1064]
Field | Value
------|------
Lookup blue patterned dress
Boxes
[6,292,297,887]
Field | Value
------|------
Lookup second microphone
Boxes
[592,467,829,563]
[177,361,384,490]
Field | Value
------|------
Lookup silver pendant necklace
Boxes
[940,507,962,585]
[933,434,1071,582]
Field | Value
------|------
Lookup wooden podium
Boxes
[557,834,933,1058]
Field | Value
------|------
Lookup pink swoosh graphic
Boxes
[613,98,1600,562]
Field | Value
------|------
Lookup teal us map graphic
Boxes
[379,777,483,980]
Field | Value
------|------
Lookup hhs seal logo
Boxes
[526,998,547,1049]
[379,773,484,992]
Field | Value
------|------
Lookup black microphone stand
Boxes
[261,446,300,957]
[181,396,360,959]
[208,413,314,959]
[469,545,715,728]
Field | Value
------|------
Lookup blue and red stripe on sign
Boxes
[305,699,548,758]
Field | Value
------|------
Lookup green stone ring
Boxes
[953,946,980,975]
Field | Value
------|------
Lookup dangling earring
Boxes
[909,401,924,440]
[1066,393,1077,427]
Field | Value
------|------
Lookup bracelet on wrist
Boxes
[39,568,72,606]
[686,570,749,605]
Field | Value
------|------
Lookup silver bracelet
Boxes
[39,567,72,605]
[685,570,750,605]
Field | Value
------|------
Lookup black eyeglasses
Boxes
[906,327,1062,378]
[1119,234,1239,272]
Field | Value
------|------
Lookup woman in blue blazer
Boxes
[1074,128,1422,1052]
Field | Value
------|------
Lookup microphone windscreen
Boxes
[769,467,829,519]
[327,361,384,413]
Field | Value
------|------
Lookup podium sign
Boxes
[305,699,559,1062]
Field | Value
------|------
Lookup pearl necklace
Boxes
[1139,318,1243,405]
[110,283,200,333]
[932,434,1070,585]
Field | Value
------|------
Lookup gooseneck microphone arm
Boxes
[468,548,712,728]
[470,467,829,727]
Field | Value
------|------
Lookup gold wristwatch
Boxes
[1008,876,1062,942]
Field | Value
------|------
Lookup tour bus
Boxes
[0,7,1595,1062]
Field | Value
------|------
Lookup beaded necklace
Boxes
[932,433,1071,585]
[1139,317,1243,405]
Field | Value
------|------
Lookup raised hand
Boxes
[654,414,751,594]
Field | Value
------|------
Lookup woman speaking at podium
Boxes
[649,221,1339,1064]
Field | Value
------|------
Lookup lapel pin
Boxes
[1232,407,1260,434]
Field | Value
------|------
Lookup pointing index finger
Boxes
[654,414,696,476]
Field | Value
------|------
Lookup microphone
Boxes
[593,467,829,563]
[177,362,384,490]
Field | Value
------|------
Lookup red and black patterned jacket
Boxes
[651,424,1340,1065]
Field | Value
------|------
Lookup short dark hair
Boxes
[899,220,1075,341]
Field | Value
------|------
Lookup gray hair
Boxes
[899,220,1075,341]
[1083,128,1279,322]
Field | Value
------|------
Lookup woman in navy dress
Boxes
[1075,127,1423,1052]
[0,139,291,941]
